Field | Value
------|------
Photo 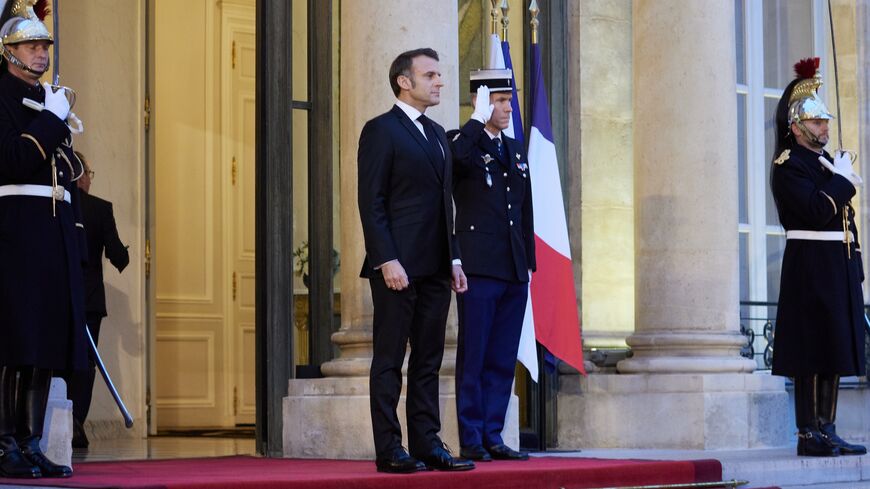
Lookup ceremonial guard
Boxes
[0,0,87,478]
[448,70,534,462]
[771,57,866,457]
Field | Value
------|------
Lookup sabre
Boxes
[827,0,844,153]
[86,325,134,428]
[51,0,57,85]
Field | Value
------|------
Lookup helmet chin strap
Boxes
[1,48,49,77]
[795,120,826,150]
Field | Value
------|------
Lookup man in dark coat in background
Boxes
[771,57,866,458]
[64,151,129,449]
[0,0,87,478]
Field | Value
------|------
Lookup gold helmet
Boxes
[1,0,52,76]
[787,57,833,123]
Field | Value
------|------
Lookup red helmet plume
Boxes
[793,57,819,80]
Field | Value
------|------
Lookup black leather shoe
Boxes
[487,443,529,460]
[375,447,425,474]
[0,447,41,478]
[420,445,475,471]
[820,423,867,455]
[19,438,72,478]
[797,430,840,457]
[459,445,492,462]
[72,419,89,449]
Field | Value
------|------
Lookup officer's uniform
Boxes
[771,144,864,377]
[448,77,535,452]
[769,56,867,457]
[0,1,86,478]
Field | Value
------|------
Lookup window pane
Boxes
[735,0,746,85]
[738,94,748,223]
[764,96,781,226]
[766,234,786,301]
[763,0,813,90]
[740,232,750,302]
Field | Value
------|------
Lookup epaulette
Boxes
[774,149,790,166]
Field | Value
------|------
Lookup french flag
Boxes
[526,42,586,375]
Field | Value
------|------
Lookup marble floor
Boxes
[71,435,258,462]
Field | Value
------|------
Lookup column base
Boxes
[556,373,790,450]
[43,378,72,468]
[283,376,519,459]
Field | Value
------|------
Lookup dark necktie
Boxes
[418,114,445,174]
[494,137,504,157]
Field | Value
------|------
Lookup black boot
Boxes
[15,368,72,478]
[817,374,866,455]
[0,367,40,478]
[794,375,839,457]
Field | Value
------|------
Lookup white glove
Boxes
[819,152,862,187]
[42,83,70,121]
[471,85,494,124]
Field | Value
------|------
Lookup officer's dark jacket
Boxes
[81,192,129,318]
[771,143,865,377]
[448,119,535,283]
[357,105,460,279]
[0,71,88,371]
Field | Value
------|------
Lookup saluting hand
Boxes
[471,85,494,124]
[381,260,409,291]
[451,265,468,294]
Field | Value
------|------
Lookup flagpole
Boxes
[500,0,510,40]
[529,0,539,45]
[490,0,501,37]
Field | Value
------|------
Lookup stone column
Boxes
[556,0,789,450]
[617,0,754,374]
[284,1,501,459]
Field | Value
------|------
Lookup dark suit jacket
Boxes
[448,119,535,283]
[357,105,459,279]
[80,192,129,317]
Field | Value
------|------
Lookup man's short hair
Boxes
[74,150,89,172]
[389,48,439,97]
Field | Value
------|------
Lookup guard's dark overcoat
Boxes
[771,143,865,377]
[0,71,88,371]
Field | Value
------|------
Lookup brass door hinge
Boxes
[232,40,236,69]
[144,95,151,132]
[232,156,237,186]
[232,271,237,301]
[145,239,151,279]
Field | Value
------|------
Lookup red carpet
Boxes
[0,455,722,489]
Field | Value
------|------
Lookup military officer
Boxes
[448,69,535,462]
[771,57,866,457]
[0,0,87,478]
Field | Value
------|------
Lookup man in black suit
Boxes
[357,48,473,474]
[66,151,129,449]
[448,71,534,462]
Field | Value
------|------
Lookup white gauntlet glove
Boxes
[819,151,862,187]
[42,83,70,121]
[471,85,494,124]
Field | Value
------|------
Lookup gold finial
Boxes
[529,0,540,45]
[490,0,501,38]
[500,0,510,40]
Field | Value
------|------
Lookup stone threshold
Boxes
[536,447,870,488]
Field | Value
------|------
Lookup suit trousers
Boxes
[455,276,527,448]
[64,315,102,423]
[369,273,451,458]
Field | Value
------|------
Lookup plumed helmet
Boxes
[787,57,833,123]
[0,0,52,75]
